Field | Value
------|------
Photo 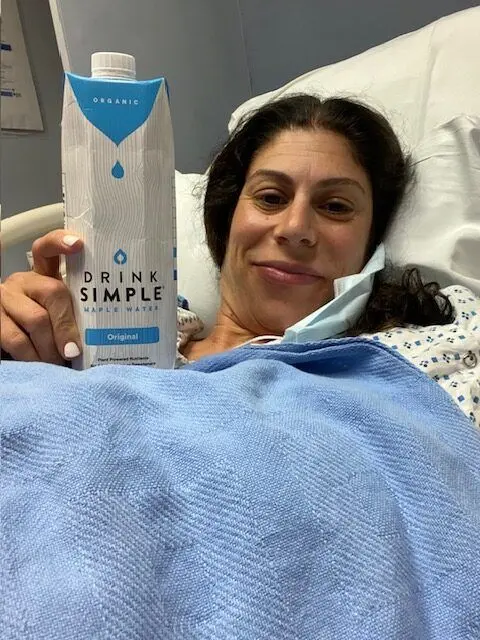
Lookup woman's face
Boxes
[220,127,374,336]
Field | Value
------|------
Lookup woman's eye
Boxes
[256,192,286,208]
[321,200,353,214]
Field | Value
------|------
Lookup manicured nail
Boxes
[63,235,80,247]
[64,342,81,359]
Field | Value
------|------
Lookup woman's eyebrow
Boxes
[247,169,366,195]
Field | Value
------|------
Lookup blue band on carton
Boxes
[85,327,159,346]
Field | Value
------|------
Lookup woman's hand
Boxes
[1,230,83,364]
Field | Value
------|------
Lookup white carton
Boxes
[62,52,176,369]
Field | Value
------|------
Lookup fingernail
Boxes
[63,235,80,247]
[64,342,81,359]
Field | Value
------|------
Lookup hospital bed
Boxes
[2,9,480,638]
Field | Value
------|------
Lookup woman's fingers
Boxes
[31,229,83,278]
[1,229,84,363]
[1,280,64,364]
[0,305,40,362]
[26,271,82,361]
[0,271,81,363]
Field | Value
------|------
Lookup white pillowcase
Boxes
[385,115,480,294]
[175,171,218,333]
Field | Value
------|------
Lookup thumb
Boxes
[32,230,83,278]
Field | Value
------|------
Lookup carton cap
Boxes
[91,52,136,80]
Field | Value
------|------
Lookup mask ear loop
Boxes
[234,335,283,349]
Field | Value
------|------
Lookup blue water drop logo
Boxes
[114,249,127,265]
[111,160,124,179]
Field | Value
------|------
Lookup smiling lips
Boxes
[253,261,322,285]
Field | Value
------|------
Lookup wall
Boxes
[1,0,64,276]
[238,0,480,95]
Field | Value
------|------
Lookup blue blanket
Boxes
[2,339,480,639]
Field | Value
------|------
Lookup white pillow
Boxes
[175,171,218,333]
[385,115,480,294]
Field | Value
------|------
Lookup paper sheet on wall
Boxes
[1,0,44,131]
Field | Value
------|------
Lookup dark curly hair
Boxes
[203,94,454,333]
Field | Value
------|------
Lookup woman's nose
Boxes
[273,198,317,248]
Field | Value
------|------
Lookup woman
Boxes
[1,95,478,423]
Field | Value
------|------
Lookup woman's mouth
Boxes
[253,261,322,286]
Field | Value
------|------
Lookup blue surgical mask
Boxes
[281,243,386,344]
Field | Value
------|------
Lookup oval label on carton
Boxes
[85,327,160,345]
